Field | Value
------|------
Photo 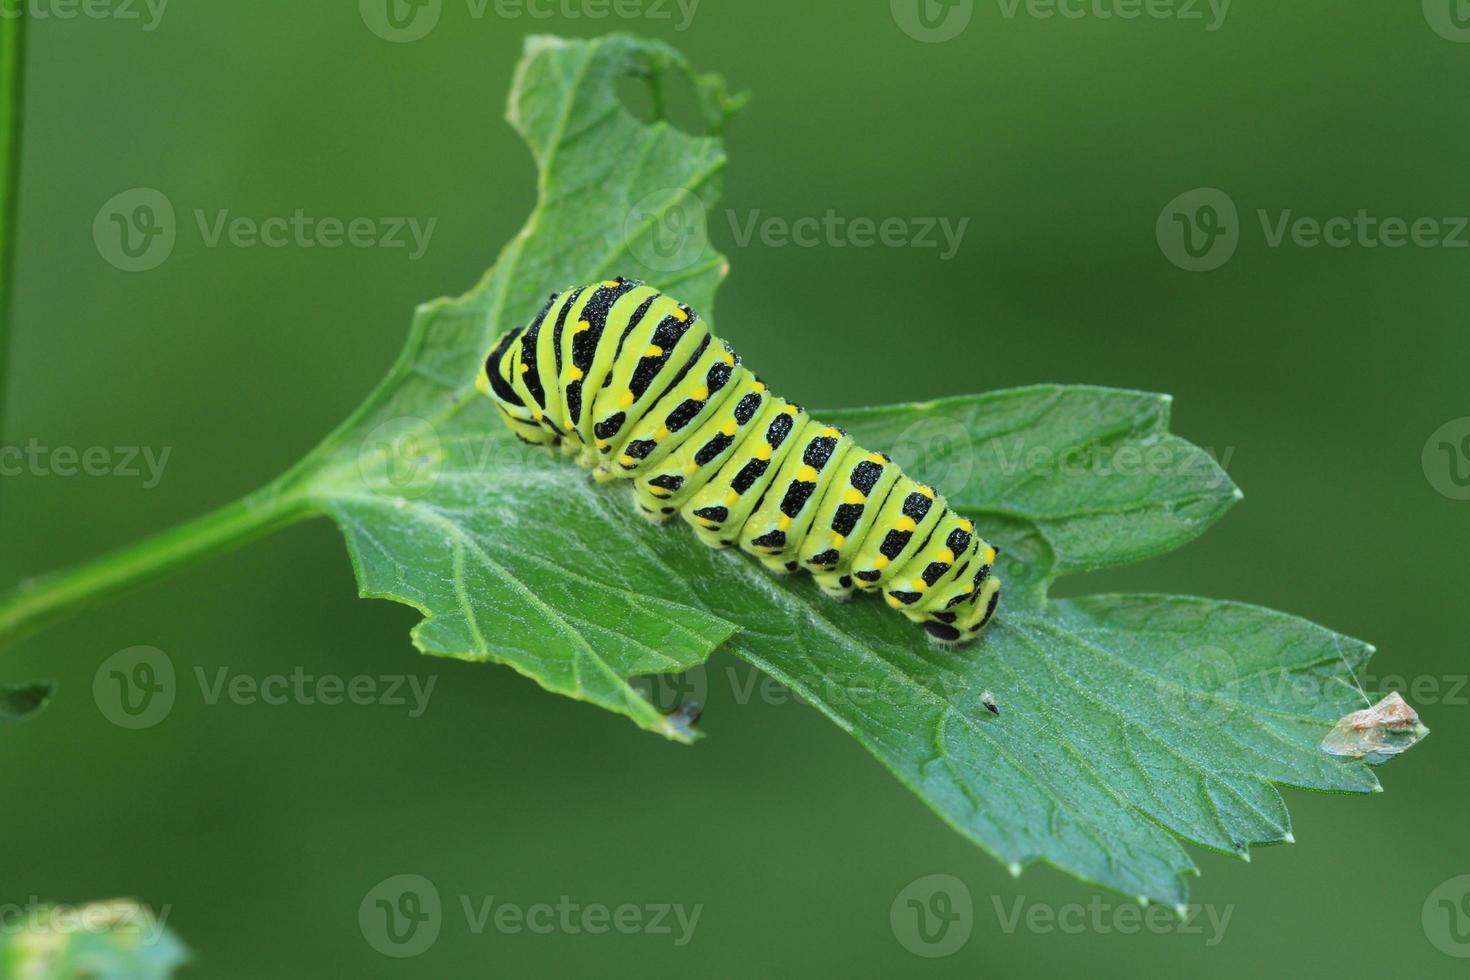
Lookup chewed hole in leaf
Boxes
[1320,691,1430,765]
[614,60,712,137]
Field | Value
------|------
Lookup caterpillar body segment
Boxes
[479,278,1002,645]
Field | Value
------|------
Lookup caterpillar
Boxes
[476,278,1002,645]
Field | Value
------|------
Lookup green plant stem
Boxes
[1,4,27,501]
[0,486,315,651]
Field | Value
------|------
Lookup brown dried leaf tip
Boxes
[1320,691,1430,765]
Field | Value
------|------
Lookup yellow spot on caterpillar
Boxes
[777,515,792,531]
[652,427,668,442]
[895,517,917,533]
[822,427,840,438]
[644,344,664,358]
[724,489,740,506]
[754,444,772,461]
[671,306,690,322]
[519,363,529,374]
[797,465,818,482]
[784,403,798,415]
[566,366,584,382]
[960,519,975,533]
[832,533,845,548]
[691,385,709,401]
[595,438,610,449]
[531,409,543,422]
[867,452,886,465]
[619,455,635,467]
[574,320,591,333]
[937,548,955,564]
[603,279,620,288]
[650,487,670,498]
[753,381,767,393]
[723,353,736,367]
[720,419,738,437]
[885,593,902,608]
[911,578,928,592]
[918,486,936,500]
[843,488,865,505]
[983,546,997,564]
[619,390,635,408]
[685,461,699,474]
[874,555,890,570]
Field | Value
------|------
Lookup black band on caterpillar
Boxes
[476,278,1002,645]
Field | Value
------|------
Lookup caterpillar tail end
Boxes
[924,578,1002,646]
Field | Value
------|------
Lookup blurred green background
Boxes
[2,1,1466,976]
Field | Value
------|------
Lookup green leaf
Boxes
[282,34,1400,903]
[0,900,188,979]
[0,679,50,720]
[825,387,1238,593]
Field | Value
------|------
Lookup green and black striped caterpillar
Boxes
[477,278,1002,644]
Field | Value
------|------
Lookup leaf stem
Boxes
[0,484,314,651]
[0,2,27,506]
